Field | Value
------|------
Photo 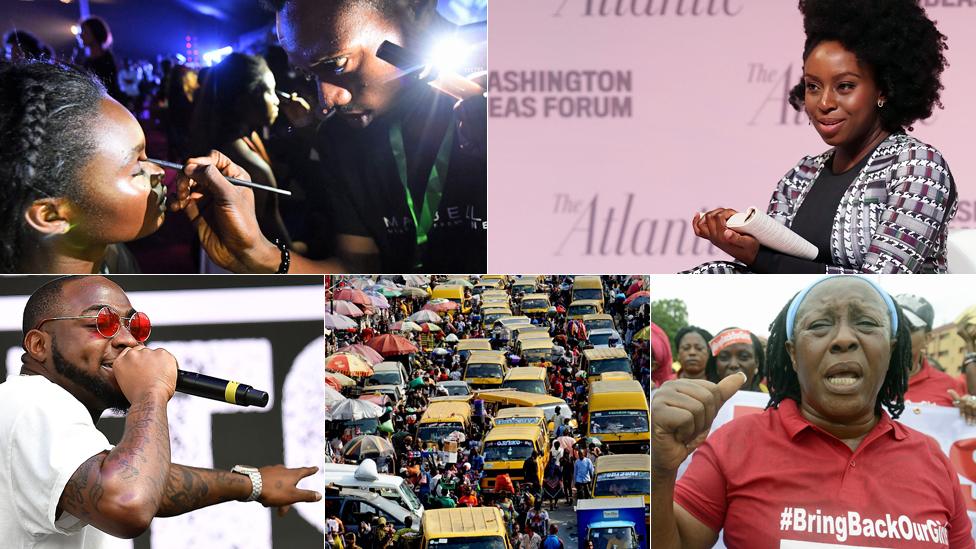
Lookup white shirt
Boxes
[0,375,114,548]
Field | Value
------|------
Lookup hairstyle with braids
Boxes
[704,327,765,391]
[765,286,913,419]
[0,60,106,273]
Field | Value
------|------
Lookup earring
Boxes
[877,99,885,108]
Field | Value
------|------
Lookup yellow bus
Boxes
[593,454,651,525]
[418,400,472,447]
[519,293,551,316]
[480,424,548,491]
[568,299,604,319]
[588,380,650,453]
[422,507,511,549]
[463,350,508,389]
[430,285,471,314]
[502,367,549,395]
[572,276,605,302]
[582,347,633,383]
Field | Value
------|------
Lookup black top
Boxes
[752,145,877,273]
[310,82,487,273]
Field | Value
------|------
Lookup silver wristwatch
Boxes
[231,465,262,502]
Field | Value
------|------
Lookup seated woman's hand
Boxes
[170,150,279,273]
[692,208,761,265]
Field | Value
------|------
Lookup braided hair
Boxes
[705,327,765,391]
[765,291,913,419]
[0,60,105,273]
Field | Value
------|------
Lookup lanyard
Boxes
[388,118,455,257]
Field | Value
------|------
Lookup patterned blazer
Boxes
[685,133,957,274]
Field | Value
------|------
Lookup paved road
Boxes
[548,498,580,549]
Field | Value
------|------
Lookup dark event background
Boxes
[0,275,326,548]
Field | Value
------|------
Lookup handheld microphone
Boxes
[176,370,270,407]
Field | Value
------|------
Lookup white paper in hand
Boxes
[724,207,819,260]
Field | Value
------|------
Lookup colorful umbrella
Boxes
[327,300,363,317]
[409,310,442,323]
[329,399,384,421]
[324,313,358,330]
[325,372,356,387]
[399,287,428,298]
[445,333,459,343]
[402,275,430,287]
[324,386,346,408]
[633,326,650,341]
[349,278,373,290]
[624,291,650,305]
[419,322,442,333]
[359,393,391,407]
[334,287,371,306]
[625,293,649,308]
[390,320,422,332]
[366,292,391,309]
[342,435,395,462]
[324,376,344,391]
[326,352,375,377]
[337,344,385,365]
[444,278,474,288]
[368,334,419,357]
[424,299,459,313]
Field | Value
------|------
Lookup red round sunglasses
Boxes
[35,307,152,342]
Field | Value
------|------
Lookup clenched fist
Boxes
[112,346,178,403]
[652,372,746,474]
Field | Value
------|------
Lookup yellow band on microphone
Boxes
[225,381,240,404]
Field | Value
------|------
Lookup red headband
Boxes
[709,329,754,356]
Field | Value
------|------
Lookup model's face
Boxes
[66,97,166,245]
[277,1,404,128]
[715,341,758,386]
[786,278,897,422]
[258,69,280,126]
[803,40,884,149]
[677,332,708,377]
[38,277,143,410]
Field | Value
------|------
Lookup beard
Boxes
[51,338,131,412]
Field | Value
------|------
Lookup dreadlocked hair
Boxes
[765,292,913,419]
[0,59,105,273]
[704,327,765,391]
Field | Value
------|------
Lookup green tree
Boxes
[652,298,688,355]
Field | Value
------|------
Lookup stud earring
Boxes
[877,99,885,108]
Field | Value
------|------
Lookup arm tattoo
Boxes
[156,464,251,517]
[58,392,171,533]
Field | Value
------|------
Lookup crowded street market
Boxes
[322,276,650,549]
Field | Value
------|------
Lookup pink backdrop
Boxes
[487,0,976,273]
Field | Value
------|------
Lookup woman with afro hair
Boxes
[688,0,956,274]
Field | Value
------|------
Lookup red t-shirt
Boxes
[674,399,973,548]
[905,358,968,407]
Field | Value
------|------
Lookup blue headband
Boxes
[785,276,898,340]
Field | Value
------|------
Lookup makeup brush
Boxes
[148,158,292,196]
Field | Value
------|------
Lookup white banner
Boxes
[669,391,976,545]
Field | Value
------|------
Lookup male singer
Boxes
[0,275,321,546]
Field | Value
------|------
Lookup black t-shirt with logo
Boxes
[313,83,487,273]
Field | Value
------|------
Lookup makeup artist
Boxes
[258,0,487,273]
[685,0,956,274]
